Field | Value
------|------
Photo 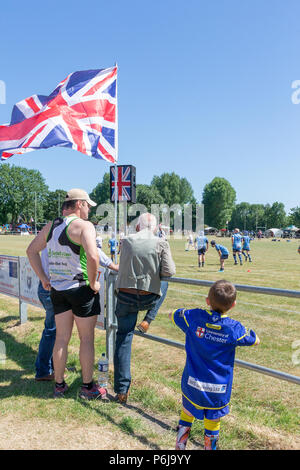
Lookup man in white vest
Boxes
[27,188,106,400]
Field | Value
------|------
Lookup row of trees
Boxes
[202,177,300,230]
[0,165,66,226]
[0,164,299,230]
[89,173,299,230]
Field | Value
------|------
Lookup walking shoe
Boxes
[114,392,128,404]
[137,320,150,334]
[35,373,54,382]
[219,269,224,272]
[53,382,68,398]
[79,382,108,401]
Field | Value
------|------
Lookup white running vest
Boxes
[47,216,88,291]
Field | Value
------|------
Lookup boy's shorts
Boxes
[220,254,228,260]
[198,248,206,255]
[182,395,230,420]
[51,285,100,318]
[232,248,242,253]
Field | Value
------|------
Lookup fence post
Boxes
[19,301,28,324]
[105,270,116,364]
[18,257,27,324]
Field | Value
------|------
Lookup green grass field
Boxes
[0,234,299,450]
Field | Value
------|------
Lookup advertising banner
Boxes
[0,255,19,297]
[19,256,42,307]
[0,255,106,329]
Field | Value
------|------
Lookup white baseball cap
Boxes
[64,188,97,207]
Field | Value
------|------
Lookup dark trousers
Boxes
[35,282,56,378]
[113,291,159,394]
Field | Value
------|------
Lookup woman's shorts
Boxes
[50,285,100,318]
[182,395,230,420]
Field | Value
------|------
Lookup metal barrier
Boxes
[0,257,299,386]
[105,272,300,386]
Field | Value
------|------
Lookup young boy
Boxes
[232,228,243,265]
[170,279,260,450]
[242,231,252,262]
[194,231,209,267]
[210,240,229,272]
[108,233,119,261]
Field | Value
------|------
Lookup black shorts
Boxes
[198,248,206,255]
[50,285,100,318]
[221,254,229,260]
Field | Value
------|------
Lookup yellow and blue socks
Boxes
[204,418,220,450]
[175,411,220,450]
[175,410,195,450]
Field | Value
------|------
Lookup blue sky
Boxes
[0,0,299,212]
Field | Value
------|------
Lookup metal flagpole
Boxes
[106,63,118,363]
[34,192,37,236]
[114,63,118,263]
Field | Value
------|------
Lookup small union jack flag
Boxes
[0,66,117,163]
[110,165,134,202]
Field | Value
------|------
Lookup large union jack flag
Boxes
[0,66,117,163]
[110,165,134,202]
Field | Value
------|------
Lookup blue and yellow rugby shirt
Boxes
[172,308,258,410]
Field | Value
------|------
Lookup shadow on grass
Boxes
[79,395,202,450]
[0,314,44,326]
[119,400,202,449]
[0,315,202,450]
[0,319,52,400]
[79,398,163,450]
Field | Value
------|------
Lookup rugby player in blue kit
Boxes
[242,231,252,262]
[108,233,119,261]
[232,228,243,265]
[170,279,260,450]
[210,240,229,272]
